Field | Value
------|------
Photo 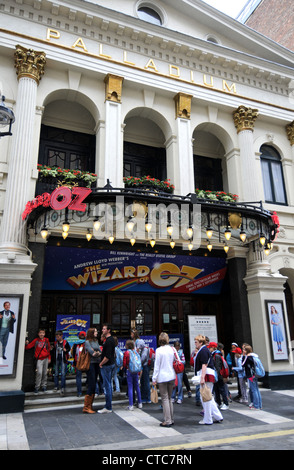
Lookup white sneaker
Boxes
[127,405,134,411]
[98,408,112,414]
[220,404,229,410]
[138,403,143,409]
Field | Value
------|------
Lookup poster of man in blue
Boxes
[56,314,90,372]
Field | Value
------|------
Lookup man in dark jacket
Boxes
[0,301,16,360]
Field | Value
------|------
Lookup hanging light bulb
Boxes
[127,216,135,232]
[206,226,213,239]
[62,231,68,240]
[259,233,266,245]
[267,241,273,250]
[224,227,231,241]
[187,226,193,239]
[109,235,114,244]
[86,230,92,242]
[40,227,48,240]
[145,220,152,233]
[62,221,70,233]
[188,241,193,251]
[93,219,101,231]
[207,241,213,252]
[170,239,175,249]
[150,239,156,248]
[130,236,136,246]
[264,247,270,256]
[224,243,229,254]
[240,229,246,243]
[167,224,173,236]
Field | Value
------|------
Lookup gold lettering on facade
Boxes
[123,51,135,66]
[169,65,180,78]
[46,28,60,41]
[203,74,214,88]
[99,44,112,59]
[44,28,238,95]
[223,80,236,94]
[72,37,88,52]
[144,59,158,72]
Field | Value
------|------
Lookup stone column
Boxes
[102,74,124,187]
[286,121,294,205]
[0,45,46,257]
[233,105,260,202]
[172,93,195,195]
[0,46,45,411]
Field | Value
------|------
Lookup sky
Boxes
[202,0,249,18]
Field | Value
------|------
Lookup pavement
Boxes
[1,386,294,453]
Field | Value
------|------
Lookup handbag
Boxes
[151,385,158,403]
[191,375,201,386]
[76,344,91,372]
[172,348,184,374]
[200,384,212,402]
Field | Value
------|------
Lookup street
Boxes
[8,387,294,452]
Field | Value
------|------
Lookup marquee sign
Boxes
[22,186,92,220]
[42,246,227,294]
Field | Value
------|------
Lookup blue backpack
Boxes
[128,349,142,373]
[115,346,123,368]
[253,356,265,378]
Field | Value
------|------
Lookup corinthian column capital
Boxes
[233,105,259,134]
[286,121,294,146]
[14,45,46,85]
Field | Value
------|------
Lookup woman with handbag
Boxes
[83,328,102,414]
[152,332,180,427]
[194,335,223,425]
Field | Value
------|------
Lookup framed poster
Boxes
[266,300,289,361]
[0,295,23,377]
[188,315,218,356]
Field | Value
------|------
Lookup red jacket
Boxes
[26,337,51,361]
[123,350,130,369]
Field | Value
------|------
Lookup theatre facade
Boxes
[0,0,294,410]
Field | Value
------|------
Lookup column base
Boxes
[0,391,25,413]
[261,371,294,390]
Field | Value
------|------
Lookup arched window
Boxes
[137,6,162,25]
[260,145,287,205]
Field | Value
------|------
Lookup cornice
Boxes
[5,0,294,74]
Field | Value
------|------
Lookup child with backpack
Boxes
[242,344,262,410]
[232,347,248,403]
[123,339,143,411]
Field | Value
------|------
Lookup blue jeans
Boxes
[112,366,120,392]
[54,358,67,389]
[101,364,115,410]
[127,370,142,407]
[141,365,151,402]
[248,377,262,409]
[76,369,82,395]
[86,362,100,395]
[172,372,183,401]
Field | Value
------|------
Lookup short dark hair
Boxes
[103,324,112,333]
[55,330,63,336]
[125,339,134,350]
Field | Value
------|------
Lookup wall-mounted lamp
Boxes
[0,96,15,137]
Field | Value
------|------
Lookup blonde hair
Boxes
[195,335,206,345]
[158,332,169,346]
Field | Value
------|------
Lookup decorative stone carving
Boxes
[174,92,193,119]
[14,45,46,85]
[104,74,124,102]
[233,105,259,134]
[286,121,294,146]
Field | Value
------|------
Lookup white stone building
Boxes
[0,0,293,411]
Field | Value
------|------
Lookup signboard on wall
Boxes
[43,246,227,295]
[188,315,218,356]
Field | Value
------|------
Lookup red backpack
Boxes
[219,355,229,379]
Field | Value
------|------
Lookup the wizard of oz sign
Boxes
[42,247,227,294]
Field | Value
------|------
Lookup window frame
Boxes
[260,145,287,206]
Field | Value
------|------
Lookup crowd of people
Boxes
[25,326,264,425]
